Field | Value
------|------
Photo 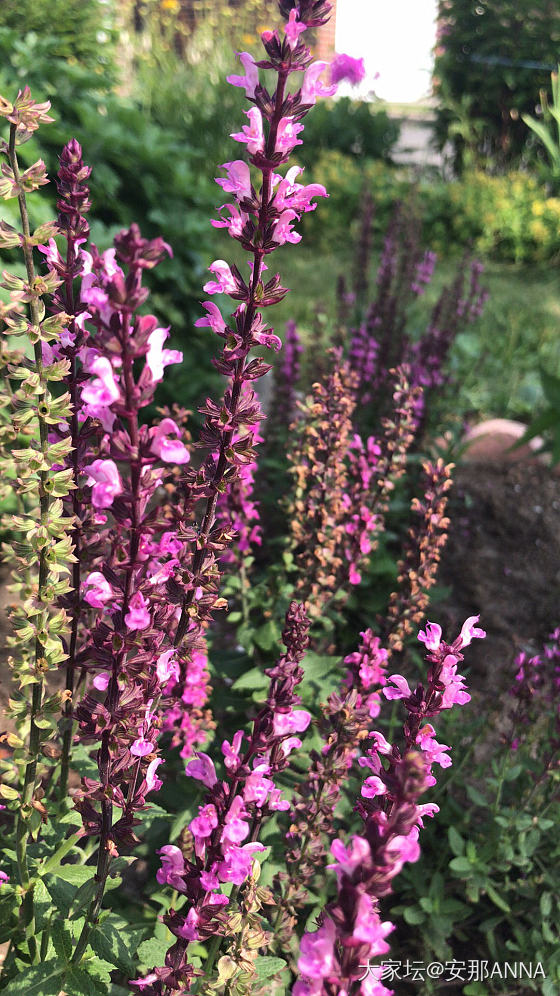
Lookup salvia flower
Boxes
[294,617,484,994]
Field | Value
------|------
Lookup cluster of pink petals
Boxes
[226,51,258,98]
[124,591,151,631]
[83,458,122,509]
[149,418,190,464]
[145,327,183,383]
[329,53,367,87]
[82,571,113,608]
[231,107,265,155]
[160,645,210,760]
[284,8,307,48]
[301,61,338,104]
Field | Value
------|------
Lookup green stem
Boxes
[8,122,53,953]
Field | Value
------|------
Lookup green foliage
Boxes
[517,367,560,462]
[390,702,560,994]
[523,66,560,185]
[302,151,560,263]
[0,23,220,411]
[298,98,400,169]
[433,0,560,170]
[0,0,117,73]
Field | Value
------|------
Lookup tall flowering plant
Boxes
[293,617,485,996]
[0,4,499,996]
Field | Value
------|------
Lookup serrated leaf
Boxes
[44,874,75,917]
[5,960,65,994]
[50,864,95,886]
[254,956,287,980]
[90,916,137,973]
[67,966,109,996]
[137,935,171,969]
[52,921,73,963]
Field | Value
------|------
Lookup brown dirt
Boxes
[437,460,560,693]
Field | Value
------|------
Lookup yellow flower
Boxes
[529,219,549,243]
[161,0,179,10]
[532,201,545,217]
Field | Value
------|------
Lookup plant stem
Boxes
[70,304,143,964]
[173,70,288,651]
[8,123,53,940]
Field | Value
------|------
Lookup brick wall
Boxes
[315,0,337,60]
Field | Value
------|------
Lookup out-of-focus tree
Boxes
[433,0,560,171]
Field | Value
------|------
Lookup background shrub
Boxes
[433,0,560,171]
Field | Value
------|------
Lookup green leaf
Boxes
[67,966,109,996]
[90,916,137,973]
[448,826,465,856]
[0,784,19,800]
[449,856,473,875]
[52,921,73,963]
[540,892,553,918]
[485,882,511,913]
[137,935,171,969]
[41,831,81,875]
[70,879,97,918]
[6,961,66,995]
[52,864,95,886]
[232,666,269,692]
[44,875,75,917]
[403,906,426,925]
[253,619,280,651]
[254,956,288,980]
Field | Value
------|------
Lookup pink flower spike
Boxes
[156,845,186,890]
[156,649,180,686]
[83,571,113,608]
[284,8,307,48]
[226,51,259,98]
[185,753,218,788]
[130,974,159,990]
[273,708,311,736]
[418,620,442,651]
[330,836,371,877]
[231,107,265,155]
[272,209,301,246]
[370,730,392,754]
[458,614,486,648]
[298,918,336,980]
[177,908,200,942]
[83,459,123,509]
[124,591,151,631]
[203,259,237,295]
[81,355,120,407]
[383,674,413,700]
